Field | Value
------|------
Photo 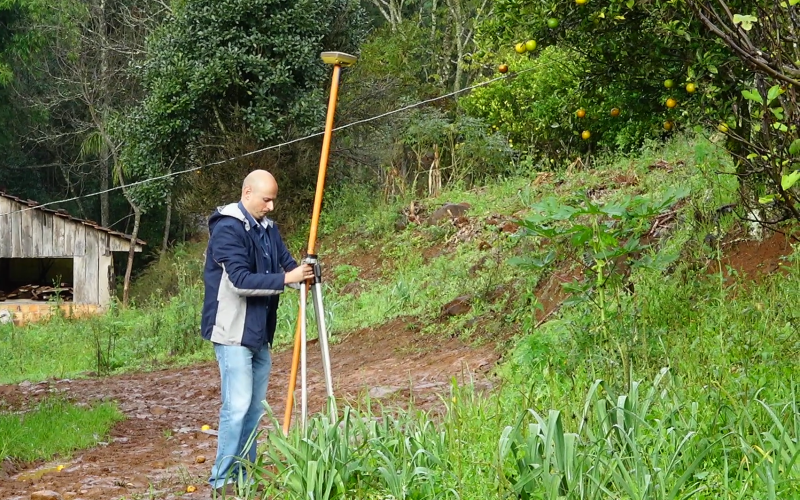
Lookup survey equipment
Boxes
[283,51,357,433]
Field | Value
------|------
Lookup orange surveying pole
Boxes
[283,51,357,435]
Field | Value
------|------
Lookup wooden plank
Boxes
[97,245,113,307]
[41,213,53,257]
[52,216,65,257]
[0,198,11,258]
[108,235,136,252]
[82,229,99,304]
[73,256,88,303]
[11,207,22,258]
[63,219,75,256]
[20,209,33,257]
[73,223,86,256]
[31,210,43,257]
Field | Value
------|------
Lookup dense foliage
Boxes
[119,0,368,210]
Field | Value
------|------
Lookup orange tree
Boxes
[473,0,800,223]
[474,0,741,150]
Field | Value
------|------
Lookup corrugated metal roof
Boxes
[0,191,147,246]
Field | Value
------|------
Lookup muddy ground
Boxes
[0,318,499,500]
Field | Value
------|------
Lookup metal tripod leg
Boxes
[310,282,334,407]
[299,283,308,430]
[298,255,335,425]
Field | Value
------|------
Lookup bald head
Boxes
[241,169,277,220]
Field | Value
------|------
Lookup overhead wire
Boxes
[1,67,530,220]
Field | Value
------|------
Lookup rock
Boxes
[368,386,402,399]
[149,406,169,416]
[443,295,472,316]
[394,216,409,231]
[426,203,471,225]
[30,491,63,500]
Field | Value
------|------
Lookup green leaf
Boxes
[626,0,634,7]
[768,85,783,103]
[781,170,800,190]
[759,194,777,204]
[707,64,718,74]
[570,226,594,247]
[742,89,764,104]
[773,122,789,132]
[733,14,758,31]
[788,140,800,156]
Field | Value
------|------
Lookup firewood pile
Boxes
[0,284,74,302]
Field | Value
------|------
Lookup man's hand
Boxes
[284,264,314,284]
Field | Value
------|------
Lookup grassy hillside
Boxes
[1,131,798,498]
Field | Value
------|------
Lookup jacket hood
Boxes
[209,203,274,234]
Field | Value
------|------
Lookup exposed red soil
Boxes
[709,228,797,282]
[533,264,582,323]
[0,319,499,500]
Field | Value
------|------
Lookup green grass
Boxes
[0,397,123,462]
[2,131,799,498]
[242,131,800,499]
[0,131,740,384]
[0,285,210,384]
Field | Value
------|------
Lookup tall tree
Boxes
[8,0,166,225]
[117,0,367,303]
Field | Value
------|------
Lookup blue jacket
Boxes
[201,203,298,350]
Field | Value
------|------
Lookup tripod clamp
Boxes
[301,255,323,285]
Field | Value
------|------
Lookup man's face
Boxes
[243,180,277,219]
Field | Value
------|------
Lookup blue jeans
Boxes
[209,343,272,490]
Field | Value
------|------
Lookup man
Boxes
[201,169,313,496]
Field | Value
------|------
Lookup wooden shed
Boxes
[0,191,144,323]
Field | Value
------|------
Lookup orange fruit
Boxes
[525,40,537,51]
[576,108,586,118]
[610,107,620,117]
[666,98,677,108]
[718,122,729,133]
[515,43,526,54]
[576,0,588,4]
[581,130,591,140]
[195,455,206,464]
[664,121,673,131]
[186,485,197,493]
[664,79,674,89]
[498,64,508,74]
[686,82,696,93]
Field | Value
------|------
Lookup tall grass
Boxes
[240,370,798,499]
[0,285,208,384]
[0,397,123,462]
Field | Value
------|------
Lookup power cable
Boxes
[1,68,528,219]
